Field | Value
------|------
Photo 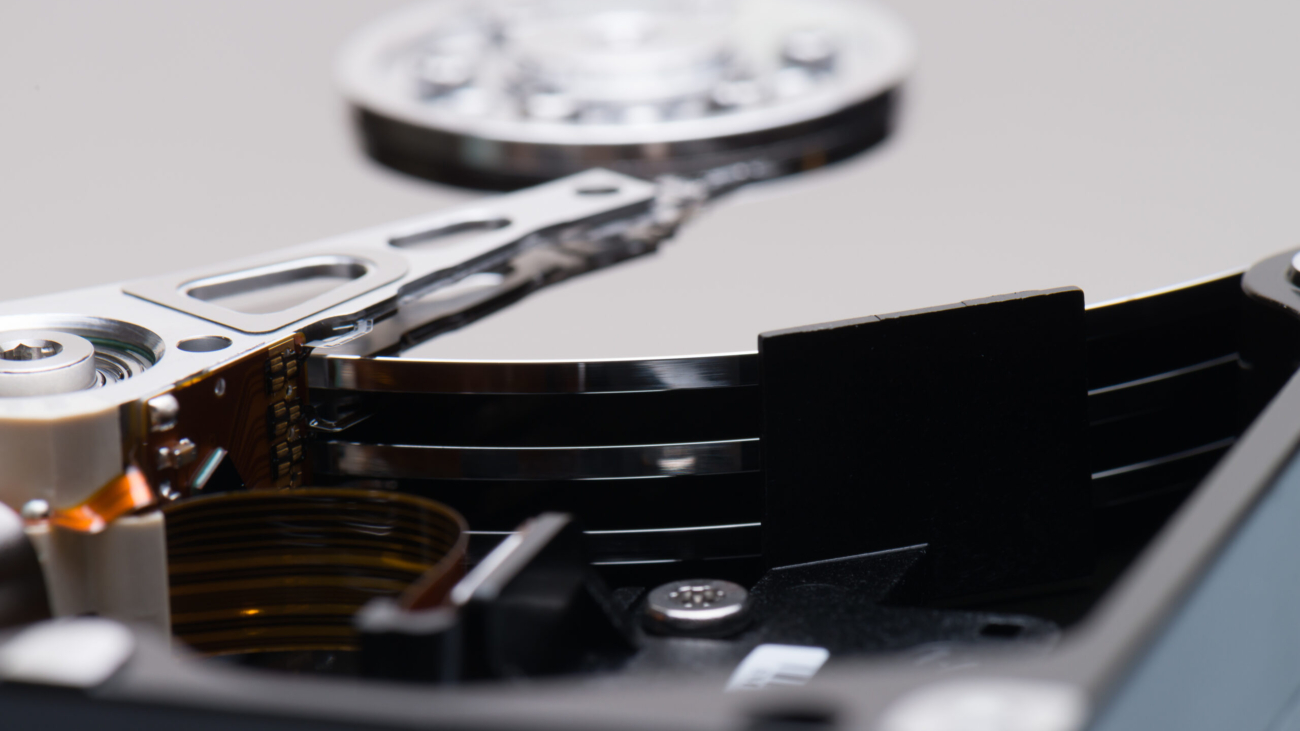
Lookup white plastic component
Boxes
[41,527,91,617]
[28,514,171,636]
[0,617,134,688]
[89,511,171,635]
[0,363,141,624]
[0,401,122,511]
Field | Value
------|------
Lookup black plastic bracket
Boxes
[759,287,1090,597]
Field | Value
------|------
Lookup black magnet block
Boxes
[457,513,635,678]
[357,600,460,682]
[760,288,1089,597]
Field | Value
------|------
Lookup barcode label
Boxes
[726,644,830,691]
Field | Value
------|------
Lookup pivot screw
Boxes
[0,330,97,397]
[1,339,62,361]
[643,578,751,636]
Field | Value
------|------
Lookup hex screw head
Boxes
[1,338,62,361]
[643,578,751,636]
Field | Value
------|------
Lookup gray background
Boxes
[2,0,1298,359]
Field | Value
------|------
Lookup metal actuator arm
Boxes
[0,169,708,516]
[0,169,702,402]
[124,169,693,354]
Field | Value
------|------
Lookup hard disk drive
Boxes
[3,1,1300,730]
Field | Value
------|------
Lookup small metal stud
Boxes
[20,499,50,521]
[147,394,180,433]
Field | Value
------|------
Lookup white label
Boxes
[726,644,830,691]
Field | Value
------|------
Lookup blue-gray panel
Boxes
[1091,452,1300,731]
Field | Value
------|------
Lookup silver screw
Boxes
[643,578,750,636]
[213,378,226,398]
[147,394,180,433]
[20,499,50,521]
[0,330,97,397]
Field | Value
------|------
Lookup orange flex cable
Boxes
[51,467,156,533]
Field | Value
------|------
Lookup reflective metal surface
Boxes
[125,169,658,343]
[310,351,757,393]
[469,521,763,563]
[126,250,411,335]
[339,0,913,186]
[586,521,761,562]
[319,437,759,480]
